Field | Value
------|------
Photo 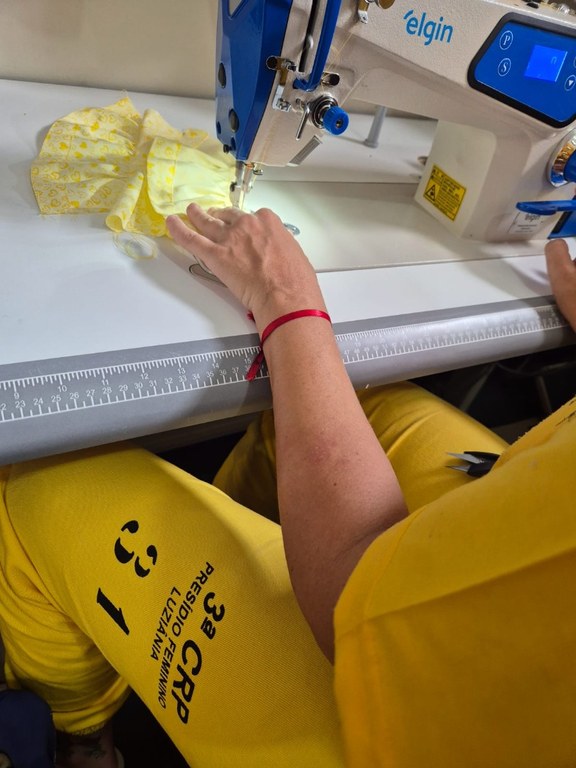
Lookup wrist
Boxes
[246,308,332,381]
[250,290,327,335]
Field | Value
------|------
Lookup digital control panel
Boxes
[469,15,576,127]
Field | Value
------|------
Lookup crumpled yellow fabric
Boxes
[30,96,235,236]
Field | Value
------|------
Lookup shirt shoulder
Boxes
[333,398,576,767]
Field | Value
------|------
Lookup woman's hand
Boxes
[166,204,325,330]
[169,203,406,661]
[545,239,576,333]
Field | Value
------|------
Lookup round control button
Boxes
[498,58,512,77]
[565,74,576,91]
[499,30,514,50]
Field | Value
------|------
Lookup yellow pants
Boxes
[0,383,506,767]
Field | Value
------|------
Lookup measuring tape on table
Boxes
[0,298,572,464]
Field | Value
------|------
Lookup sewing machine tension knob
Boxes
[308,95,350,136]
[322,105,349,135]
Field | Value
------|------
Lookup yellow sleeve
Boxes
[334,398,576,768]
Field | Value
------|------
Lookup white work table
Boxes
[0,79,573,463]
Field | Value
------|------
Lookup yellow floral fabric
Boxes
[30,97,235,237]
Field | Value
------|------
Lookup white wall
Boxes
[0,0,218,97]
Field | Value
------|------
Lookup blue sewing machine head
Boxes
[215,0,293,163]
[215,0,349,207]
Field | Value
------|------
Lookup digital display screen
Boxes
[524,44,567,82]
[469,16,576,126]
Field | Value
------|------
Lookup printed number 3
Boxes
[114,519,158,577]
[97,520,158,635]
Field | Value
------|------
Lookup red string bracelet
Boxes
[245,309,331,381]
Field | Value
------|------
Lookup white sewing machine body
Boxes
[216,0,576,242]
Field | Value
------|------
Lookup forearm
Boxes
[166,205,408,659]
[263,315,407,660]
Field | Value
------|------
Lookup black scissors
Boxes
[446,451,500,478]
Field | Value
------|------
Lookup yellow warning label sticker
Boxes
[423,165,466,221]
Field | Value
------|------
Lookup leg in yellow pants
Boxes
[215,382,508,518]
[0,449,342,767]
[0,383,507,766]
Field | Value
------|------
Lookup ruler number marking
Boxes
[0,306,567,424]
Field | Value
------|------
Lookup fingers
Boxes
[545,238,572,262]
[545,239,576,332]
[207,206,245,225]
[545,239,570,258]
[545,238,575,291]
[183,203,228,240]
[165,214,220,263]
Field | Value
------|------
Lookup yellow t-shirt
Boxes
[334,396,576,768]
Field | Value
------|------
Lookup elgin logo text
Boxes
[404,10,454,46]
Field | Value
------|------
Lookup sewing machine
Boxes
[215,0,576,242]
[1,3,576,464]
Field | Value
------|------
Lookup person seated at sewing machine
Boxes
[0,206,574,768]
